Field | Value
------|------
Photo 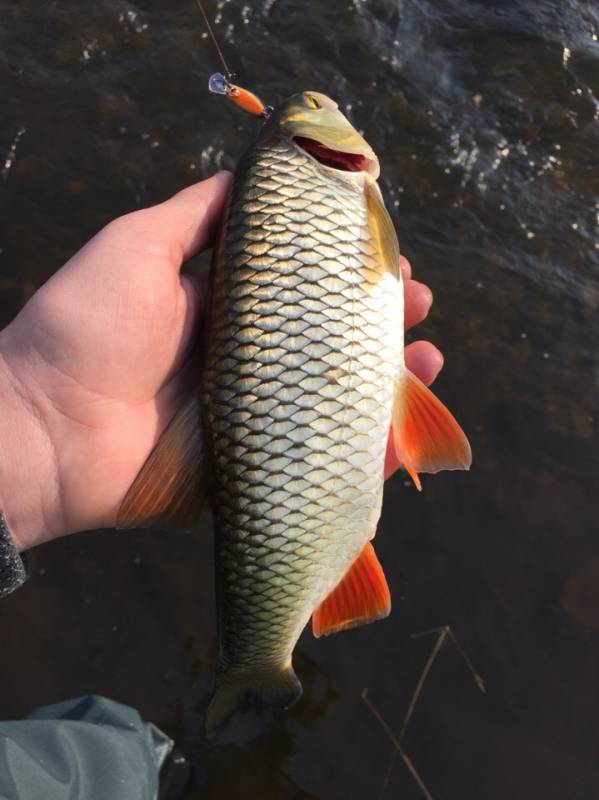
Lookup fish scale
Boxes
[202,136,403,681]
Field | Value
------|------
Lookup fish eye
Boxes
[304,94,321,110]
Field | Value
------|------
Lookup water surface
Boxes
[1,1,598,797]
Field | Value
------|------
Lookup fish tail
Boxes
[205,664,302,732]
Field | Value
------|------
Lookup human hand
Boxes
[0,173,230,550]
[0,173,442,551]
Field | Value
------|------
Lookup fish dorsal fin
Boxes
[117,393,208,533]
[312,542,391,638]
[364,177,400,280]
[389,369,472,490]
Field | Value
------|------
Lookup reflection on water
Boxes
[1,0,597,797]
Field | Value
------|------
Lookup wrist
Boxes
[0,325,65,551]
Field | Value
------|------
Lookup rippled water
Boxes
[1,1,598,798]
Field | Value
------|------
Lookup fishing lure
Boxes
[208,71,272,117]
[195,0,271,118]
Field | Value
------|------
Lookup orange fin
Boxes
[364,177,400,280]
[390,369,471,489]
[384,427,422,489]
[383,426,400,482]
[117,393,207,533]
[312,542,391,638]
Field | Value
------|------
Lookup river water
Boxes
[1,1,598,798]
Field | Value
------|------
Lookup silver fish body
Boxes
[202,126,403,726]
[117,92,470,729]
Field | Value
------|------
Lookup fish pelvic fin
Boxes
[312,542,391,638]
[205,665,302,733]
[117,392,208,533]
[388,368,472,489]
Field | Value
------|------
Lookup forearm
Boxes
[0,325,64,551]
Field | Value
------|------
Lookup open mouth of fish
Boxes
[294,136,378,176]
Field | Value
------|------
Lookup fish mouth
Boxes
[293,136,378,177]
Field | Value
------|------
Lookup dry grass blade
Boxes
[362,625,485,799]
[411,625,486,695]
[361,688,434,800]
[377,751,398,800]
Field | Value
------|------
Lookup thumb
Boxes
[111,171,233,270]
[150,171,232,264]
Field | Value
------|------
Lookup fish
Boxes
[117,91,471,731]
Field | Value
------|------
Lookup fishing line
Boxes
[195,0,234,81]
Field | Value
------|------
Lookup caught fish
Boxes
[118,91,471,731]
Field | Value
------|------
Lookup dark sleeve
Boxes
[0,513,27,597]
[0,696,179,800]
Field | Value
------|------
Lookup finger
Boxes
[156,171,232,261]
[399,254,412,280]
[116,171,232,267]
[404,279,433,331]
[404,340,444,385]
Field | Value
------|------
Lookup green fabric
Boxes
[0,696,173,800]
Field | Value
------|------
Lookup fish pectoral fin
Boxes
[364,176,400,280]
[388,369,472,490]
[312,542,391,638]
[117,392,208,533]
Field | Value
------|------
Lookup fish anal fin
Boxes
[312,542,391,638]
[391,369,472,488]
[364,177,400,280]
[117,393,207,533]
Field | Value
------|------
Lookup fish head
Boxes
[267,91,380,179]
